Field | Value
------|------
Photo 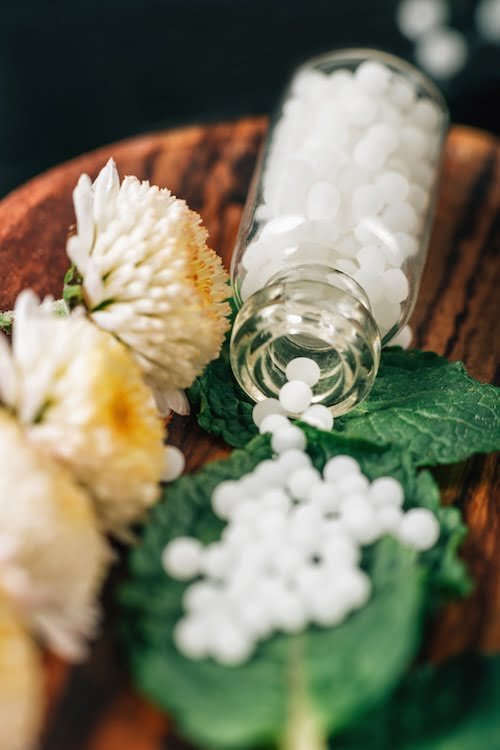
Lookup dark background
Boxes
[1,0,499,197]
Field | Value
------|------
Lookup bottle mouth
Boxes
[230,265,381,415]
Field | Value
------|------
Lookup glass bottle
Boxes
[230,49,448,415]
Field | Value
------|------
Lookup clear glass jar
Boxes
[230,48,448,414]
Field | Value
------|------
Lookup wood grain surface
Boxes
[0,118,498,749]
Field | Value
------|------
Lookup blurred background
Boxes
[1,0,499,196]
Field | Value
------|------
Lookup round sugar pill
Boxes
[377,506,404,534]
[259,413,291,435]
[415,27,468,79]
[323,455,361,482]
[306,181,340,221]
[337,472,370,497]
[209,621,253,666]
[285,357,321,387]
[271,426,307,454]
[279,380,313,414]
[398,508,440,550]
[201,542,232,579]
[381,202,418,234]
[286,466,322,501]
[375,171,409,203]
[174,616,209,659]
[340,496,381,545]
[352,184,385,219]
[162,537,202,580]
[301,404,334,431]
[413,98,442,131]
[355,60,391,94]
[356,245,386,274]
[252,398,286,427]
[212,480,240,519]
[308,482,340,514]
[382,268,410,303]
[183,581,220,613]
[161,445,186,483]
[368,476,405,508]
[397,0,448,40]
[336,568,372,609]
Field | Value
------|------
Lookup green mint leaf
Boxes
[336,347,500,466]
[190,343,500,467]
[187,348,257,449]
[120,434,467,749]
[334,654,500,749]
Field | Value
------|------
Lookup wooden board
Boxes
[0,118,499,749]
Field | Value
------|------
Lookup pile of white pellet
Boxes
[240,59,443,338]
[162,357,440,666]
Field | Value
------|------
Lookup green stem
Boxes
[0,299,69,334]
[281,639,328,750]
[0,310,13,334]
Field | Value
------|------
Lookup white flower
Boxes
[66,159,231,414]
[0,291,165,538]
[0,594,42,750]
[0,409,111,660]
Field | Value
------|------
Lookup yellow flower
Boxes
[0,291,165,538]
[0,409,111,660]
[66,159,231,414]
[0,593,42,750]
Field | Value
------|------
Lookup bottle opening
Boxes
[230,266,381,415]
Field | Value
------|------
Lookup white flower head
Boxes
[0,291,165,538]
[0,409,111,660]
[0,593,43,750]
[67,159,231,414]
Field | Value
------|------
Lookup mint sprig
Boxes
[121,434,469,750]
[188,345,500,466]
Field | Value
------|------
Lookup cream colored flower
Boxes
[66,159,231,414]
[0,409,111,660]
[0,593,42,750]
[0,291,165,538]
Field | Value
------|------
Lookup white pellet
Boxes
[162,537,203,580]
[201,542,232,580]
[396,0,448,40]
[377,506,404,534]
[161,445,186,483]
[212,480,241,520]
[277,448,312,471]
[382,268,410,303]
[308,482,340,514]
[381,202,418,234]
[271,425,307,454]
[173,617,209,660]
[285,357,321,387]
[301,404,334,431]
[352,184,385,219]
[476,0,500,42]
[356,245,386,274]
[398,508,440,550]
[252,398,286,427]
[279,380,313,414]
[337,472,370,497]
[375,171,410,203]
[286,466,322,501]
[259,413,291,435]
[340,496,381,545]
[209,621,253,666]
[368,476,405,508]
[355,60,391,94]
[323,455,361,482]
[306,181,340,221]
[415,28,468,80]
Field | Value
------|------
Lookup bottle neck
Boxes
[230,265,381,415]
